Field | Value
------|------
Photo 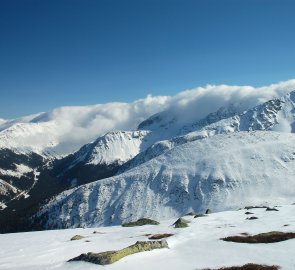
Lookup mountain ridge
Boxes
[33,131,295,229]
[1,89,295,232]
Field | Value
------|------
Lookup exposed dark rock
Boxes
[70,235,85,241]
[244,206,267,210]
[122,218,160,227]
[246,216,259,220]
[173,218,189,228]
[265,207,279,212]
[222,231,295,243]
[202,263,280,270]
[148,233,174,240]
[245,212,254,215]
[205,209,212,214]
[194,214,207,218]
[93,231,105,234]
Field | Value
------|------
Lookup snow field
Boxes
[1,204,294,270]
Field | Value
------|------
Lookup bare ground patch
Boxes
[201,263,279,270]
[222,231,295,243]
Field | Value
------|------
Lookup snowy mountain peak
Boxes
[183,89,295,136]
[83,130,151,166]
[180,103,240,135]
[52,130,152,187]
[0,120,60,156]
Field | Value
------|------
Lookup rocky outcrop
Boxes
[148,233,174,240]
[69,240,168,265]
[202,263,280,270]
[173,218,189,228]
[222,231,295,243]
[70,235,85,241]
[122,218,159,227]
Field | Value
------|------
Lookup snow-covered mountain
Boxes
[70,130,151,166]
[0,149,44,210]
[33,131,295,229]
[0,130,152,228]
[53,130,151,187]
[1,86,295,232]
[120,91,295,173]
[139,90,295,139]
[0,97,168,156]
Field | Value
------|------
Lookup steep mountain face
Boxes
[0,130,153,232]
[0,149,51,231]
[52,131,151,187]
[33,131,295,229]
[0,149,45,208]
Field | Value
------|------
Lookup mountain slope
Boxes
[120,91,295,173]
[0,130,155,233]
[33,131,295,229]
[53,130,151,187]
[0,149,45,208]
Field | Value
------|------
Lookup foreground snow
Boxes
[1,204,295,270]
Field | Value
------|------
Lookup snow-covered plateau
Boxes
[1,204,295,270]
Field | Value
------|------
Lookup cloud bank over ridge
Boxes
[0,79,295,155]
[157,79,295,129]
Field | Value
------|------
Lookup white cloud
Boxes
[165,79,295,127]
[0,79,295,155]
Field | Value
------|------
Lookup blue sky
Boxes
[0,0,295,119]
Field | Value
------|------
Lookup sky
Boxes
[0,0,295,119]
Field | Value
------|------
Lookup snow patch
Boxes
[0,179,19,196]
[0,164,33,178]
[0,202,7,209]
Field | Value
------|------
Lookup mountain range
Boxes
[0,88,295,232]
